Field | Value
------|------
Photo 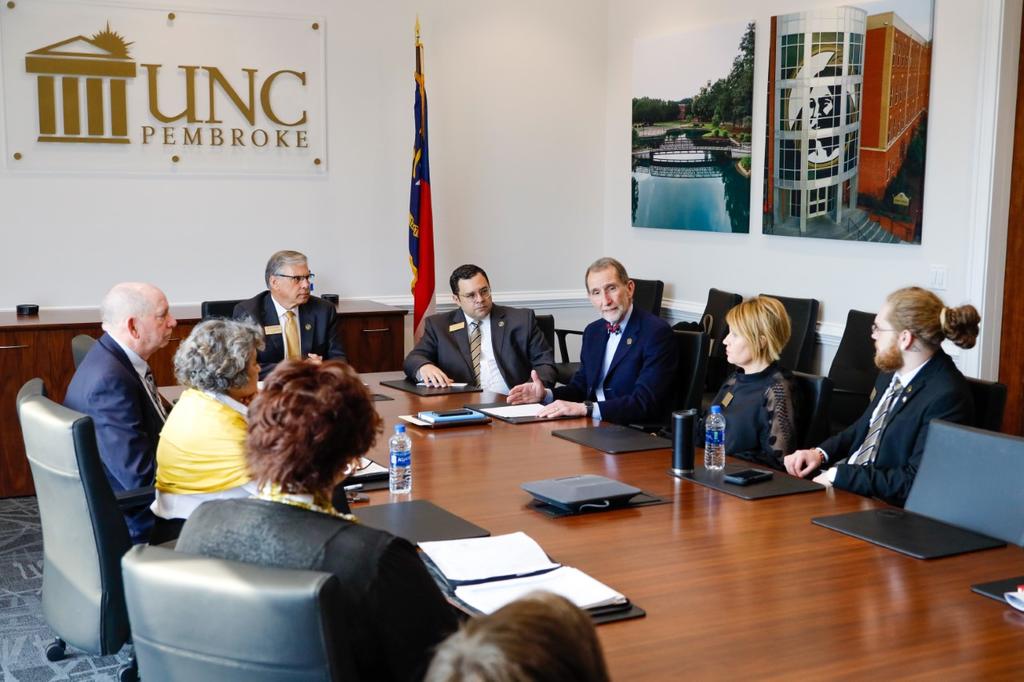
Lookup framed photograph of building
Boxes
[632,21,754,232]
[762,0,934,244]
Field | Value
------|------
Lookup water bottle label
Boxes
[390,449,410,468]
[705,430,725,447]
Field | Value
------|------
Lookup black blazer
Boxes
[234,291,346,379]
[178,498,458,682]
[819,349,973,507]
[404,304,556,388]
[553,307,677,424]
[64,333,163,542]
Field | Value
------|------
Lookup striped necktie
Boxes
[143,369,168,422]
[469,321,482,385]
[848,377,904,466]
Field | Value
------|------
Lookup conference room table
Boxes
[172,372,1024,679]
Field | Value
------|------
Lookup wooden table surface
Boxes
[185,372,1024,679]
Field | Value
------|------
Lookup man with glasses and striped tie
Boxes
[405,264,556,392]
[234,250,346,380]
[785,287,980,507]
[65,282,177,543]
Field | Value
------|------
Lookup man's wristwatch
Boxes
[584,400,594,417]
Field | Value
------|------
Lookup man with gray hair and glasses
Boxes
[65,282,177,543]
[234,249,346,379]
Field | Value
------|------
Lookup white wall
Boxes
[605,0,1021,377]
[0,0,606,309]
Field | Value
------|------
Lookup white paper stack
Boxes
[454,566,627,614]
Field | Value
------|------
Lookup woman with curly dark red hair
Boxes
[177,360,458,681]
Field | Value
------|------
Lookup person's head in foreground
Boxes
[247,360,381,503]
[425,591,611,682]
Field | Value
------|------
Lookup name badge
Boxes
[721,392,734,407]
[449,322,465,332]
[264,324,282,335]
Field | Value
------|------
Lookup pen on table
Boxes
[344,483,363,491]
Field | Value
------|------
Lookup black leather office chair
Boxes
[535,314,555,354]
[792,371,834,449]
[71,334,98,369]
[552,278,665,385]
[672,330,710,413]
[690,288,743,409]
[965,377,1008,432]
[16,379,138,682]
[201,299,243,320]
[763,293,819,373]
[123,544,349,681]
[826,309,878,434]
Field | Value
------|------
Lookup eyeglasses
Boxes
[871,323,897,334]
[459,287,492,301]
[274,272,315,284]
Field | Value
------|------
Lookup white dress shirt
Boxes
[467,313,511,394]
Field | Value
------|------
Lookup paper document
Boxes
[399,414,431,426]
[416,381,469,388]
[350,457,387,479]
[455,566,626,614]
[419,532,559,583]
[479,403,546,419]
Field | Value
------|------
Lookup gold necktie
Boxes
[285,310,301,360]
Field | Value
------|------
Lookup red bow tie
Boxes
[606,322,621,334]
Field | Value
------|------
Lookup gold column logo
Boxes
[25,24,137,144]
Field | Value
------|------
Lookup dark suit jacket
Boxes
[819,349,973,507]
[178,498,459,682]
[234,291,346,379]
[553,307,677,424]
[404,305,556,388]
[64,333,162,542]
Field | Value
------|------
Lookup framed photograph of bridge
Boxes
[631,21,754,232]
[762,0,934,244]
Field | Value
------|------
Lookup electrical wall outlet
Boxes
[928,265,948,291]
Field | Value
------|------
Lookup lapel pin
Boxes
[626,338,633,345]
[304,323,312,331]
[498,320,505,327]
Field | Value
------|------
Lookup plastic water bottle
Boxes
[705,405,726,471]
[388,424,412,494]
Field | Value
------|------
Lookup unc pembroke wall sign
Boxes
[1,1,326,174]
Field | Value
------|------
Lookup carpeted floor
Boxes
[0,497,132,681]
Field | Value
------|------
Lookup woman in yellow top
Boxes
[151,318,263,542]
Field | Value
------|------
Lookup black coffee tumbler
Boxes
[671,409,698,475]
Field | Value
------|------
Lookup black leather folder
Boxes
[358,499,489,544]
[678,462,823,500]
[971,575,1024,603]
[552,425,671,454]
[811,509,1006,560]
[380,378,483,396]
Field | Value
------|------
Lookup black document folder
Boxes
[552,425,672,454]
[677,463,823,500]
[464,401,579,424]
[358,499,489,544]
[380,379,482,396]
[811,509,1006,559]
[971,575,1024,603]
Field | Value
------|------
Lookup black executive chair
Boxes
[964,377,1008,432]
[762,293,819,374]
[123,544,350,681]
[201,299,243,320]
[672,330,710,414]
[826,309,878,434]
[16,379,138,682]
[686,288,743,410]
[535,314,556,355]
[791,371,834,449]
[71,334,98,369]
[552,278,665,385]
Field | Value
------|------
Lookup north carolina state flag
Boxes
[408,20,434,341]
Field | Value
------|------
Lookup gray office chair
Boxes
[16,380,137,682]
[122,544,349,681]
[72,333,98,369]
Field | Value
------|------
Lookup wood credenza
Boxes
[0,299,406,498]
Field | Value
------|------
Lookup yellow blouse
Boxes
[156,388,251,494]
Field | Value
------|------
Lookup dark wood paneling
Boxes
[999,16,1024,436]
[0,331,38,496]
[339,315,405,372]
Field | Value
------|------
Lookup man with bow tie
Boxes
[508,257,676,424]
